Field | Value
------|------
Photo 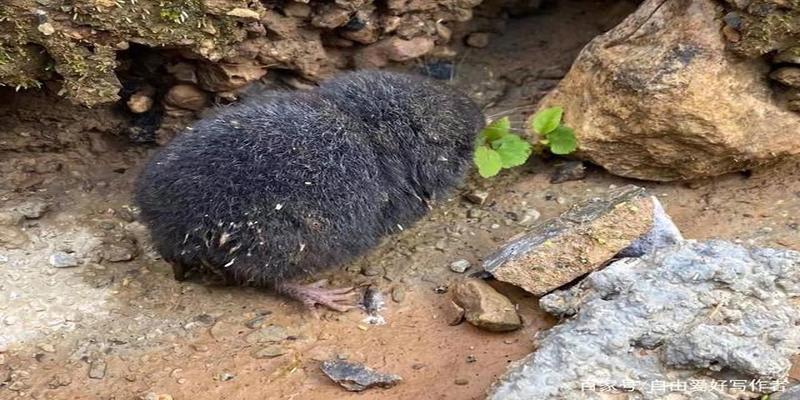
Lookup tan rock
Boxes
[465,32,490,48]
[453,279,521,332]
[541,0,800,181]
[284,2,312,18]
[127,87,155,114]
[311,5,351,29]
[482,186,661,296]
[226,8,261,19]
[354,36,435,68]
[770,67,800,88]
[444,300,465,326]
[164,84,208,111]
[197,63,266,92]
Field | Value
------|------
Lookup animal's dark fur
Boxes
[134,70,484,287]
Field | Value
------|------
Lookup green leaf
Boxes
[492,134,532,168]
[547,125,578,155]
[531,107,563,134]
[481,117,510,143]
[474,146,503,178]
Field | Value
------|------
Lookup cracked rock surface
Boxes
[489,240,800,400]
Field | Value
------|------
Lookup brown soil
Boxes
[2,1,799,399]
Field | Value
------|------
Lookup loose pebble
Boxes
[49,252,79,268]
[449,259,471,273]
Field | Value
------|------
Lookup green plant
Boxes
[473,116,532,178]
[473,106,578,178]
[530,106,577,155]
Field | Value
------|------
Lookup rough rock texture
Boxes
[452,278,521,332]
[320,360,403,392]
[0,0,490,106]
[722,0,800,59]
[482,185,680,296]
[543,0,800,181]
[488,240,800,400]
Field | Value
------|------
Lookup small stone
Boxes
[164,84,207,111]
[100,243,136,262]
[37,22,55,35]
[244,315,269,329]
[361,264,384,277]
[391,286,406,303]
[226,8,260,19]
[127,87,154,114]
[16,200,49,219]
[444,300,465,326]
[144,395,173,400]
[311,5,350,28]
[252,345,287,359]
[467,208,486,219]
[411,363,425,370]
[354,37,435,68]
[47,373,72,388]
[191,344,209,352]
[454,378,469,385]
[466,32,490,48]
[320,359,403,392]
[465,190,489,205]
[284,2,311,18]
[37,343,55,353]
[770,67,800,88]
[773,47,800,64]
[218,372,235,381]
[466,355,477,363]
[245,325,290,344]
[166,62,197,83]
[49,251,79,268]
[550,161,587,184]
[518,209,541,226]
[449,259,471,273]
[453,279,521,332]
[555,197,567,205]
[88,360,107,379]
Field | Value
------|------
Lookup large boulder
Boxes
[542,0,800,181]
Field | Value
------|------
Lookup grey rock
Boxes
[550,161,586,184]
[490,240,800,400]
[16,200,49,219]
[773,384,800,400]
[320,359,402,391]
[49,251,79,268]
[88,360,107,379]
[449,259,471,273]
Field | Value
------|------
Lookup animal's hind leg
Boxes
[276,280,357,312]
[171,261,189,281]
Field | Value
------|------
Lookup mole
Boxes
[134,70,485,311]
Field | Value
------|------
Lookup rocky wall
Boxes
[0,0,497,108]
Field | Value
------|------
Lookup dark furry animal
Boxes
[134,70,484,309]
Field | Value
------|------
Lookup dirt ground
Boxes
[2,0,799,399]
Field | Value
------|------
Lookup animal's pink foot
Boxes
[277,280,356,312]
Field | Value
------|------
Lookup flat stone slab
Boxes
[321,359,402,392]
[482,185,680,296]
[488,240,800,400]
